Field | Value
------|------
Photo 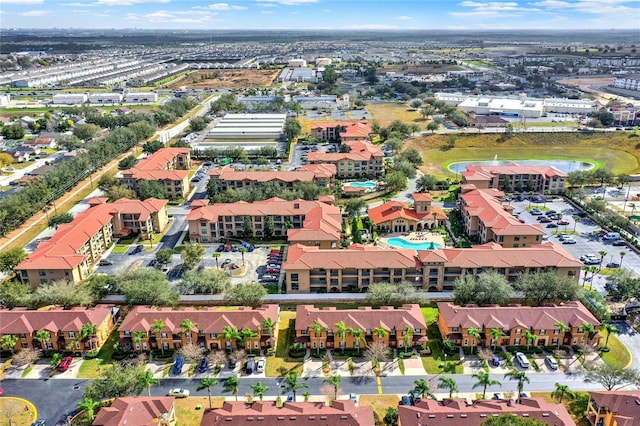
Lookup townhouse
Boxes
[310,120,372,143]
[187,197,342,248]
[586,391,640,426]
[461,163,567,195]
[208,163,336,192]
[202,400,374,425]
[460,186,545,248]
[15,197,168,286]
[307,140,384,178]
[284,241,582,293]
[368,193,448,232]
[294,304,427,352]
[121,148,191,199]
[437,301,600,349]
[93,397,176,426]
[398,398,574,426]
[0,305,117,353]
[117,305,280,352]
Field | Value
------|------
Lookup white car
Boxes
[168,388,190,398]
[256,359,265,374]
[515,352,530,369]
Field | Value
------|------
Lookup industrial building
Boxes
[204,113,286,148]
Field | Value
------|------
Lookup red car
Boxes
[58,356,73,372]
[557,220,570,225]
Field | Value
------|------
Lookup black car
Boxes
[612,240,627,247]
[216,244,225,252]
[197,357,208,373]
[228,360,236,369]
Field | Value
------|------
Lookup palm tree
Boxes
[601,323,620,349]
[311,320,326,356]
[284,372,309,401]
[133,331,146,353]
[373,326,388,342]
[212,252,221,268]
[438,377,459,399]
[139,370,160,397]
[628,202,637,216]
[323,374,342,401]
[241,328,259,351]
[523,329,536,351]
[551,383,575,403]
[34,330,51,354]
[504,370,530,404]
[222,375,240,401]
[80,323,97,352]
[197,377,218,408]
[1,334,18,355]
[261,318,275,336]
[403,326,415,355]
[582,322,596,341]
[472,370,501,400]
[620,251,627,267]
[442,338,456,353]
[555,321,570,350]
[335,321,350,355]
[78,398,100,421]
[411,378,434,399]
[250,382,269,401]
[352,329,365,356]
[180,319,198,346]
[468,328,481,354]
[598,250,608,270]
[489,328,505,351]
[238,246,248,265]
[152,319,167,355]
[222,325,242,350]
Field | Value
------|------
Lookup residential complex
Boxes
[368,193,448,232]
[284,241,582,293]
[437,301,600,348]
[586,391,640,426]
[92,397,176,426]
[310,120,372,143]
[461,164,567,195]
[117,305,280,352]
[208,163,336,192]
[0,305,117,353]
[308,140,384,178]
[294,304,428,351]
[398,398,574,426]
[202,400,374,425]
[15,197,168,286]
[460,187,545,247]
[121,148,192,199]
[187,197,341,248]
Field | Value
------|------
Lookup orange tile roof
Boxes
[589,391,640,426]
[129,147,190,171]
[284,243,419,270]
[462,163,567,180]
[210,164,336,182]
[368,199,447,224]
[92,397,174,426]
[110,197,167,221]
[295,163,338,178]
[287,204,342,242]
[0,305,115,334]
[308,140,383,163]
[412,193,433,202]
[438,301,599,330]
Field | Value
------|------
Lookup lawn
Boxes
[265,311,303,377]
[420,308,463,375]
[359,394,399,424]
[111,245,130,254]
[599,331,631,369]
[366,102,427,129]
[0,397,37,425]
[173,397,225,426]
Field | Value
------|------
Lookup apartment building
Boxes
[461,164,567,195]
[208,163,336,192]
[202,401,374,426]
[613,74,640,93]
[399,398,574,426]
[121,148,191,199]
[187,197,341,248]
[284,241,582,293]
[460,186,545,247]
[586,391,640,426]
[93,397,176,426]
[310,120,372,143]
[15,197,168,286]
[118,305,279,352]
[437,301,600,349]
[308,140,384,178]
[0,305,117,353]
[368,193,448,232]
[295,304,427,352]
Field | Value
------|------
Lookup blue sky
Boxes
[1,0,639,30]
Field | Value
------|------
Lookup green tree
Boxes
[482,415,546,425]
[179,269,230,295]
[180,319,198,346]
[504,370,530,403]
[365,67,378,85]
[397,148,424,167]
[139,370,160,397]
[583,364,640,390]
[411,378,434,399]
[250,381,269,401]
[77,397,101,422]
[284,118,302,141]
[453,271,512,306]
[137,180,165,200]
[490,327,506,351]
[323,374,342,401]
[116,268,179,306]
[189,116,209,132]
[551,382,575,403]
[1,334,18,354]
[73,123,100,141]
[155,248,173,266]
[47,212,74,228]
[84,364,147,400]
[601,323,620,349]
[80,323,98,352]
[34,330,51,354]
[224,282,267,308]
[284,372,309,401]
[352,328,365,355]
[335,321,350,355]
[426,121,440,133]
[142,140,164,154]
[152,319,167,356]
[524,329,536,351]
[50,352,62,368]
[32,280,93,309]
[554,321,570,349]
[383,171,408,193]
[197,377,218,408]
[118,155,138,170]
[311,320,326,356]
[468,327,481,354]
[402,325,415,354]
[344,197,366,218]
[516,271,580,306]
[472,370,501,400]
[106,184,137,201]
[2,124,26,140]
[384,407,398,426]
[221,325,242,350]
[416,174,439,192]
[133,331,146,353]
[438,377,459,399]
[181,242,206,269]
[0,247,27,272]
[222,375,240,401]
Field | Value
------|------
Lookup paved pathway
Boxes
[611,321,639,370]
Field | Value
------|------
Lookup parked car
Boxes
[167,388,190,398]
[171,357,184,375]
[515,352,530,369]
[256,359,265,374]
[606,262,621,269]
[98,259,113,266]
[31,420,46,426]
[287,394,294,402]
[546,223,558,228]
[228,360,237,369]
[216,245,225,252]
[222,259,233,266]
[612,240,627,247]
[491,354,500,367]
[545,355,559,370]
[245,356,255,374]
[400,395,413,406]
[562,238,577,244]
[58,356,73,372]
[539,217,552,223]
[530,209,543,215]
[492,393,505,400]
[604,232,621,241]
[349,393,358,406]
[197,357,209,373]
[557,220,570,225]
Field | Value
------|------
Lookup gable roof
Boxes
[589,391,640,426]
[308,140,382,163]
[284,243,418,271]
[462,163,567,181]
[209,164,336,183]
[368,199,447,224]
[92,397,174,426]
[296,304,427,332]
[0,305,115,334]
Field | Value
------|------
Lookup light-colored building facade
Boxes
[208,164,336,192]
[121,148,191,199]
[613,74,640,92]
[310,120,371,143]
[308,140,383,178]
[368,193,448,232]
[461,164,567,194]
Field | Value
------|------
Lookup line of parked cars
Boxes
[261,249,283,282]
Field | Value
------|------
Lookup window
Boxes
[452,327,459,332]
[516,328,522,334]
[21,343,28,349]
[68,332,75,338]
[291,283,299,291]
[514,338,521,345]
[291,273,299,281]
[554,329,559,334]
[19,333,26,339]
[210,333,217,338]
[540,329,546,335]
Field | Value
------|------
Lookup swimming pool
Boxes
[386,238,441,250]
[344,181,377,189]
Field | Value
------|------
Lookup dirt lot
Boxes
[556,76,622,102]
[164,69,280,90]
[380,63,464,74]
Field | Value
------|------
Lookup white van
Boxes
[603,232,621,241]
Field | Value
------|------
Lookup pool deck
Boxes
[377,232,446,250]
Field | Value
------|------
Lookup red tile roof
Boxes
[123,147,190,182]
[110,197,167,221]
[308,140,383,163]
[368,199,447,225]
[209,164,336,183]
[438,301,599,330]
[92,397,174,426]
[310,120,372,139]
[0,305,115,334]
[202,400,374,426]
[462,163,568,180]
[287,203,342,242]
[398,398,574,426]
[589,391,640,426]
[284,243,419,270]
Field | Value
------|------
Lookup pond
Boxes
[448,159,594,173]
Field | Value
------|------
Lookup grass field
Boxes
[599,331,631,369]
[359,394,399,423]
[173,397,225,426]
[366,103,427,129]
[0,397,37,425]
[265,311,303,377]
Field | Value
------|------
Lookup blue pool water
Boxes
[448,159,594,173]
[344,181,377,189]
[386,238,441,250]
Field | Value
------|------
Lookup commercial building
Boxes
[187,197,341,248]
[118,305,279,352]
[277,67,321,83]
[368,193,448,232]
[295,304,427,351]
[0,305,118,354]
[398,398,574,426]
[124,92,158,104]
[15,197,168,286]
[292,94,350,110]
[121,148,191,199]
[310,120,371,143]
[208,163,336,192]
[92,397,176,426]
[202,400,374,426]
[459,187,545,248]
[308,140,383,178]
[435,93,596,116]
[205,113,286,148]
[52,93,88,105]
[586,391,640,426]
[613,74,640,93]
[437,301,600,349]
[87,93,124,105]
[461,164,567,194]
[284,241,582,293]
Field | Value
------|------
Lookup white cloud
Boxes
[19,10,51,16]
[260,10,273,14]
[96,0,169,5]
[62,2,98,6]
[126,9,213,24]
[205,3,248,10]
[396,16,412,20]
[1,0,43,3]
[256,0,318,5]
[323,9,331,12]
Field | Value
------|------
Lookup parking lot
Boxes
[289,141,340,169]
